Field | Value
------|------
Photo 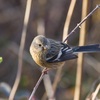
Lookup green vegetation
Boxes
[0,57,3,63]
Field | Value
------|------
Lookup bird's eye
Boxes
[39,44,42,47]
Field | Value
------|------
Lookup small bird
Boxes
[30,35,100,69]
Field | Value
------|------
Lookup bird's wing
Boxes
[46,41,77,63]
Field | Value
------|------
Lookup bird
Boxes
[30,35,100,69]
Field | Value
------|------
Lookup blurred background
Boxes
[0,0,100,100]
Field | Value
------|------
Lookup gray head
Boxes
[30,35,50,53]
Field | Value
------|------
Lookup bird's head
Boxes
[30,35,50,53]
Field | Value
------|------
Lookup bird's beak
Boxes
[43,45,49,50]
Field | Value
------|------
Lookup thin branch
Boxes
[53,0,77,94]
[86,77,100,100]
[28,68,47,100]
[53,66,63,92]
[43,75,55,100]
[62,0,77,42]
[74,1,88,100]
[9,0,32,100]
[92,84,100,100]
[63,4,100,43]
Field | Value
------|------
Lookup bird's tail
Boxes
[73,44,100,53]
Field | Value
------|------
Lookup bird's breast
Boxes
[32,52,46,67]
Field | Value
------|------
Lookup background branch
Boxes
[43,74,55,100]
[91,83,100,100]
[74,1,88,100]
[64,4,100,42]
[86,77,100,100]
[9,0,32,99]
[53,0,77,93]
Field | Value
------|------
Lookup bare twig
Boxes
[74,1,88,100]
[86,77,100,100]
[29,68,47,100]
[43,75,55,100]
[91,84,100,100]
[62,0,77,42]
[63,4,100,43]
[53,0,77,94]
[9,0,32,100]
[74,0,88,100]
[52,65,63,92]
